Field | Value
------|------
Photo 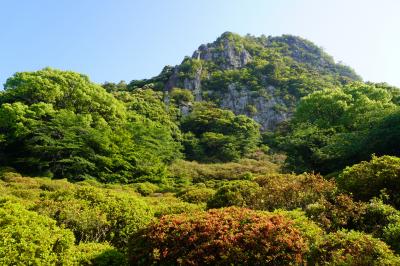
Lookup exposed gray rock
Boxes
[218,84,291,130]
[192,38,252,70]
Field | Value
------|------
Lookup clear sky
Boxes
[1,0,400,88]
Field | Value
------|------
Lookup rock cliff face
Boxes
[130,32,361,131]
[218,84,290,130]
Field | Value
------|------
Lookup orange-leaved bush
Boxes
[129,207,308,265]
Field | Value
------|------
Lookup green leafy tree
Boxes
[181,102,260,162]
[281,82,399,174]
[0,69,181,182]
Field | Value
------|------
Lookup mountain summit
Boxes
[128,32,361,130]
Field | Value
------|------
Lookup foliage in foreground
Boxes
[129,207,309,265]
[338,155,400,208]
[310,230,400,265]
[0,200,126,265]
[130,207,400,265]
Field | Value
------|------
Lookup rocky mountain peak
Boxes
[192,32,252,70]
[128,32,361,131]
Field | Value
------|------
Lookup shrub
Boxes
[169,159,279,183]
[310,230,400,265]
[253,173,337,211]
[99,193,154,248]
[38,178,73,191]
[133,182,159,196]
[273,209,323,255]
[357,198,400,253]
[151,200,204,218]
[34,186,154,249]
[358,198,400,235]
[337,155,400,207]
[62,242,127,266]
[34,199,110,243]
[170,87,194,105]
[305,194,366,232]
[383,223,400,254]
[129,207,308,265]
[207,180,260,208]
[0,201,75,265]
[178,187,216,203]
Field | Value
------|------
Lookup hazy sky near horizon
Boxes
[1,0,400,87]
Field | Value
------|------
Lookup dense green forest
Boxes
[1,33,400,265]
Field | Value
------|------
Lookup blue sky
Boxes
[1,0,400,87]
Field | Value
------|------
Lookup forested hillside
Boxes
[1,33,400,265]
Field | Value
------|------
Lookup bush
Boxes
[310,230,400,265]
[0,201,75,265]
[169,159,279,183]
[273,209,324,257]
[62,242,127,266]
[337,155,400,207]
[305,194,365,232]
[170,87,194,105]
[357,198,400,253]
[34,186,154,249]
[358,198,400,235]
[99,193,154,248]
[207,180,260,208]
[133,182,159,196]
[253,173,337,211]
[178,187,216,203]
[34,199,111,243]
[150,199,205,218]
[129,207,309,265]
[383,223,400,255]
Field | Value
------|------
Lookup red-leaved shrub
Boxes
[129,207,308,265]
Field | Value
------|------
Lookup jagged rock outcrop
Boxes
[192,40,252,70]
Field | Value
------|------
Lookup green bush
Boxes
[305,194,365,232]
[178,187,216,203]
[358,198,400,235]
[34,199,110,243]
[273,209,323,256]
[253,173,337,211]
[356,198,400,253]
[338,155,400,207]
[0,201,75,265]
[129,207,309,265]
[170,87,194,105]
[133,182,159,196]
[34,186,154,249]
[169,158,279,183]
[62,242,127,266]
[151,200,204,218]
[310,230,400,265]
[383,223,400,255]
[207,180,260,208]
